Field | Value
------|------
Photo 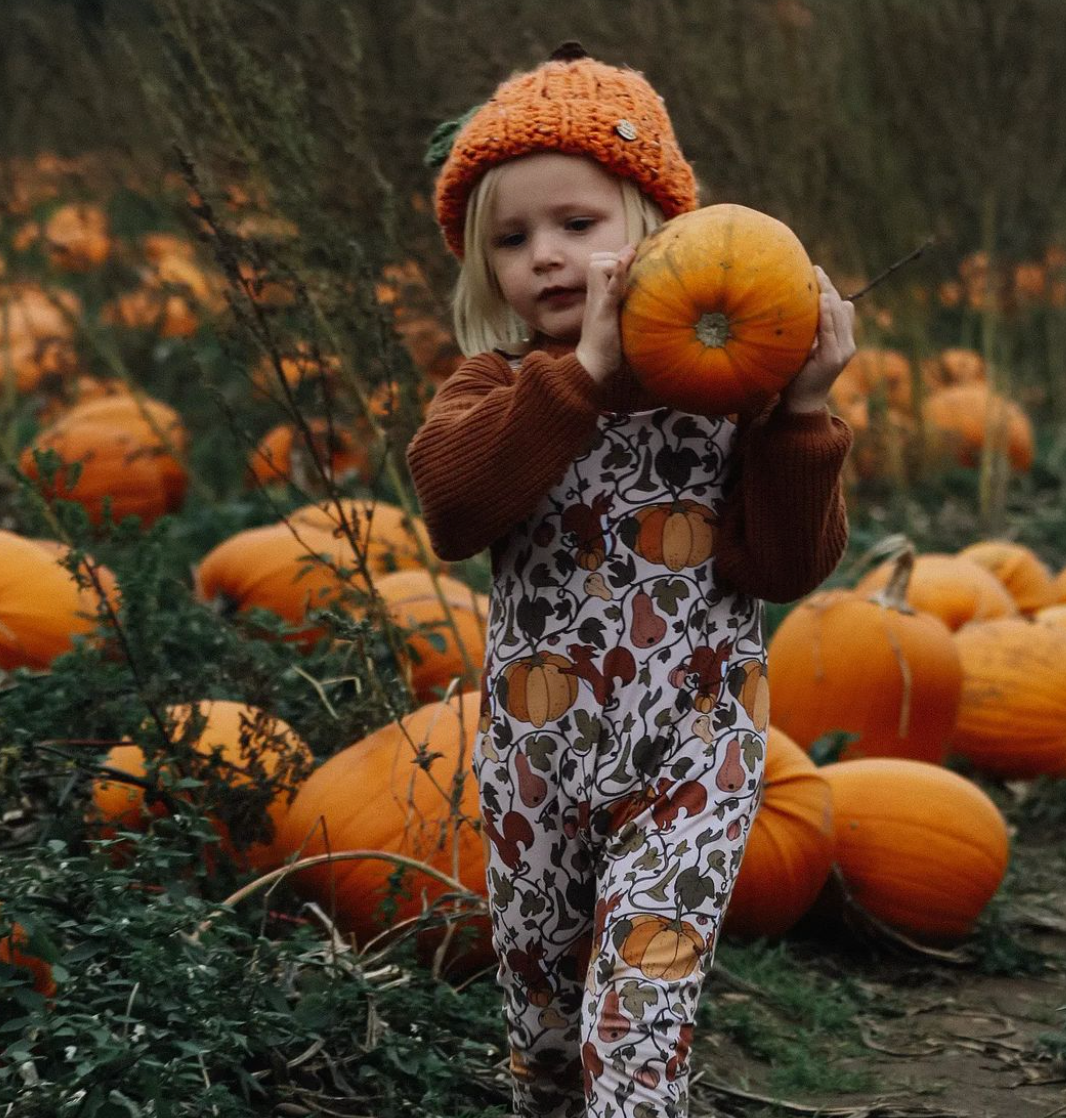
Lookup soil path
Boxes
[692,832,1066,1118]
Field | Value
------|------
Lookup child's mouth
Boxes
[539,287,583,305]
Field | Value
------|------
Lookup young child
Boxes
[407,43,855,1118]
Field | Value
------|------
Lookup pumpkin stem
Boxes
[869,543,916,614]
[695,311,730,349]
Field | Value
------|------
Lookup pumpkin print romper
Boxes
[473,401,768,1118]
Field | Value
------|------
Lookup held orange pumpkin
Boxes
[275,690,490,973]
[724,727,834,940]
[950,618,1066,778]
[767,548,963,763]
[820,758,1009,943]
[621,204,819,415]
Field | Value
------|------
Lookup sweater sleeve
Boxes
[405,349,606,562]
[714,402,854,603]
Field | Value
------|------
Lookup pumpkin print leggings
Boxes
[473,692,765,1118]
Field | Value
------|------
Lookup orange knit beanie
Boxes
[431,43,698,259]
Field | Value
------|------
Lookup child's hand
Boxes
[781,265,857,414]
[575,243,637,385]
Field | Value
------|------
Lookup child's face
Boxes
[488,152,628,344]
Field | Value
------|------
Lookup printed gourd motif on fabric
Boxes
[472,401,768,1118]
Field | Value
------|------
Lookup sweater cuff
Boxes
[759,403,853,458]
[524,350,606,415]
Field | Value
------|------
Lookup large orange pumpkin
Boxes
[88,700,313,871]
[275,690,489,972]
[923,384,1034,472]
[724,726,834,940]
[0,531,117,669]
[290,499,435,573]
[20,394,188,525]
[767,549,962,763]
[621,204,819,415]
[195,520,370,641]
[367,570,489,701]
[820,758,1009,943]
[854,552,1018,632]
[956,540,1055,614]
[950,618,1066,778]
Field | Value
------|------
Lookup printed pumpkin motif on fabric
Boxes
[471,406,768,1118]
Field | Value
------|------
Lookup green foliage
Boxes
[702,940,876,1095]
[0,839,509,1117]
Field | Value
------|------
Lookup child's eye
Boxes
[494,231,525,249]
[566,218,595,232]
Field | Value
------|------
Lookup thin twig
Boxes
[845,237,936,302]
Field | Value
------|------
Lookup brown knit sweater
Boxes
[406,339,853,603]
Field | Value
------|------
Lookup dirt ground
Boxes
[690,831,1066,1118]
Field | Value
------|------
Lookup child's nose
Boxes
[530,231,564,270]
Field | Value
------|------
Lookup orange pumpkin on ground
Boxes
[0,530,117,669]
[275,690,490,972]
[618,914,706,980]
[0,914,56,998]
[950,618,1066,778]
[847,408,916,483]
[20,394,188,525]
[767,548,962,764]
[290,499,435,574]
[923,384,1034,472]
[365,570,489,701]
[88,700,313,871]
[43,202,111,271]
[724,727,834,940]
[842,347,914,413]
[247,419,369,489]
[102,253,225,337]
[854,552,1018,631]
[956,540,1056,614]
[250,342,343,396]
[195,520,370,642]
[820,758,1009,943]
[621,204,819,415]
[920,348,987,390]
[0,282,81,391]
[38,375,132,424]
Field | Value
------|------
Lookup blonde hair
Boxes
[452,165,665,357]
